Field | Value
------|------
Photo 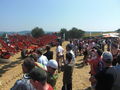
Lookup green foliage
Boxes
[59,27,85,40]
[2,33,7,38]
[68,27,85,39]
[116,29,120,33]
[31,27,45,38]
[60,28,67,34]
[60,28,68,40]
[115,29,120,36]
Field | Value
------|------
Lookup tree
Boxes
[60,28,68,40]
[116,29,120,33]
[31,27,45,38]
[2,33,7,38]
[68,27,85,39]
[116,28,120,37]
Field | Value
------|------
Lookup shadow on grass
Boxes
[17,57,22,59]
[75,62,85,69]
[84,87,92,90]
[78,58,84,61]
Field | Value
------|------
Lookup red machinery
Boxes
[0,34,57,59]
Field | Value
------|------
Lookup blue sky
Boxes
[0,0,120,32]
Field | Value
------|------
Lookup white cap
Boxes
[47,60,58,69]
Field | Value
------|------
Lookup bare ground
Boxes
[0,41,90,90]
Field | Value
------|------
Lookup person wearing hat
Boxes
[94,51,114,90]
[31,53,47,71]
[37,48,48,70]
[47,60,58,90]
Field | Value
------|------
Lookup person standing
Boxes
[44,45,53,60]
[66,44,75,65]
[56,43,64,72]
[111,43,120,66]
[94,52,114,90]
[37,48,48,70]
[47,60,58,90]
[30,67,53,90]
[111,55,120,90]
[62,53,74,90]
[11,57,35,90]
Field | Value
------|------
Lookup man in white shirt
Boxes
[56,43,64,72]
[37,48,48,70]
[56,43,64,56]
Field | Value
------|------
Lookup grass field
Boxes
[84,31,114,37]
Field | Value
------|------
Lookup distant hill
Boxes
[0,30,117,38]
[0,30,55,36]
[18,31,31,35]
[116,29,120,33]
[0,31,31,36]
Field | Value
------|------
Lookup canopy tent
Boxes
[102,33,119,38]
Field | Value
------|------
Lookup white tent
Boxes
[102,33,119,37]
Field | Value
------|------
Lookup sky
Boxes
[0,0,120,32]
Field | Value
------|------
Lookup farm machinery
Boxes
[0,34,57,63]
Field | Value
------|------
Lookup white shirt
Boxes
[56,45,64,55]
[38,55,48,66]
[69,50,75,61]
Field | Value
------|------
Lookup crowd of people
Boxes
[10,41,74,90]
[66,37,120,90]
[10,37,120,90]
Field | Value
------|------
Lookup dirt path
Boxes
[0,52,23,90]
[0,41,90,90]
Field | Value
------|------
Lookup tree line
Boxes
[116,29,120,33]
[31,27,85,40]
